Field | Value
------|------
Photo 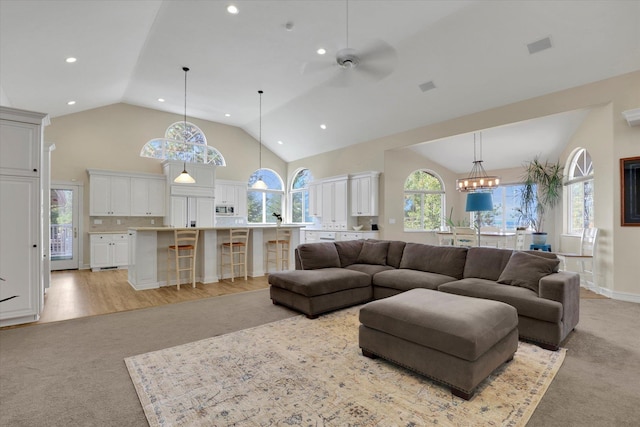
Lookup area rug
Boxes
[125,306,566,426]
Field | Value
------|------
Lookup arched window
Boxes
[248,169,284,223]
[140,121,226,165]
[404,170,445,231]
[290,168,313,223]
[565,148,594,234]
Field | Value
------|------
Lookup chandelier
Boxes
[456,132,500,192]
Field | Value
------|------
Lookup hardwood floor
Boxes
[34,269,269,325]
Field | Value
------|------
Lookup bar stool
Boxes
[167,229,199,290]
[266,228,291,272]
[221,228,250,282]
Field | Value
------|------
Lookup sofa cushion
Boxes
[373,268,457,291]
[463,247,513,281]
[386,240,407,269]
[268,268,371,297]
[346,264,395,276]
[335,240,364,267]
[438,278,563,323]
[399,243,468,279]
[497,251,560,293]
[297,242,341,270]
[356,240,390,265]
[523,250,561,272]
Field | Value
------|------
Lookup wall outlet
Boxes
[389,218,396,224]
[116,219,121,225]
[151,219,155,225]
[93,219,102,225]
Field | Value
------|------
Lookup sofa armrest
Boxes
[539,271,580,333]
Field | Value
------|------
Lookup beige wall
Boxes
[45,103,286,265]
[288,71,640,299]
[45,71,639,299]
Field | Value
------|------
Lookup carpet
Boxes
[126,306,566,426]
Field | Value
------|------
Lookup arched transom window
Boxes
[290,168,313,223]
[565,148,594,234]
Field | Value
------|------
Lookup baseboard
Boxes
[598,287,640,303]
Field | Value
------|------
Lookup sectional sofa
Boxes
[268,239,581,350]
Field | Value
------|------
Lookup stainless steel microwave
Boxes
[215,205,234,215]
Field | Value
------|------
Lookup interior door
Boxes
[50,184,80,270]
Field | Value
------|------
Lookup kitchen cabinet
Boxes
[308,182,323,217]
[90,233,129,271]
[130,176,165,216]
[163,160,215,192]
[215,180,247,218]
[350,171,380,216]
[127,230,157,289]
[338,231,380,241]
[322,176,349,230]
[169,196,215,228]
[88,171,131,216]
[0,107,48,327]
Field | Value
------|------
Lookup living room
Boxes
[1,1,639,425]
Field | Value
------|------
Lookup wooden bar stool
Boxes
[167,229,199,290]
[221,228,250,282]
[266,228,291,272]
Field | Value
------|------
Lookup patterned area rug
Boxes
[125,306,566,426]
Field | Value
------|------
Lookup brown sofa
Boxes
[268,239,580,350]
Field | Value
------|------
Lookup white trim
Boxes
[598,287,640,304]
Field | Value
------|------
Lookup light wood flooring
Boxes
[3,269,605,329]
[34,269,269,325]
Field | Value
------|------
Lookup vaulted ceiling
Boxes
[1,1,638,164]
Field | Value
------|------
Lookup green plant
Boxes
[444,206,470,229]
[515,157,564,233]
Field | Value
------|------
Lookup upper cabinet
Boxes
[321,175,349,230]
[215,180,247,218]
[130,176,166,216]
[163,160,215,197]
[89,170,166,217]
[308,182,323,217]
[350,171,380,216]
[0,118,42,177]
[89,172,131,216]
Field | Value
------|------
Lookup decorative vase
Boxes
[531,232,547,245]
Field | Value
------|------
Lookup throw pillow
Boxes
[335,239,364,267]
[356,240,389,265]
[497,251,560,293]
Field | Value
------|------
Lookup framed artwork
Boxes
[621,156,640,226]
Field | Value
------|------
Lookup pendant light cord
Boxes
[258,90,263,170]
[346,0,349,48]
[182,67,190,161]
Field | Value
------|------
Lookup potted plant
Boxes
[515,157,564,245]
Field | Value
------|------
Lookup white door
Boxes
[50,184,81,270]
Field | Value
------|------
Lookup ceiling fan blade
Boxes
[300,60,335,76]
[326,69,356,88]
[357,39,397,67]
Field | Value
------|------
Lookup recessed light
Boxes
[320,124,327,130]
[65,57,77,63]
[157,98,165,102]
[227,5,239,14]
[316,48,327,55]
[224,113,231,117]
[67,101,76,105]
[277,140,284,145]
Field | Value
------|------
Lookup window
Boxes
[565,148,594,234]
[477,184,532,230]
[403,170,445,231]
[140,121,226,165]
[290,168,313,223]
[247,169,284,223]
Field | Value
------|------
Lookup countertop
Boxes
[88,231,129,235]
[128,224,305,231]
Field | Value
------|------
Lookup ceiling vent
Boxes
[419,80,436,92]
[527,36,552,55]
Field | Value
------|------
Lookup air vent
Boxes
[419,80,436,92]
[527,36,552,55]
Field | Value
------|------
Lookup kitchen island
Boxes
[127,225,303,290]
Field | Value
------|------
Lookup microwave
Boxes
[215,205,234,215]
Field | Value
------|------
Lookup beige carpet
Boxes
[126,306,566,426]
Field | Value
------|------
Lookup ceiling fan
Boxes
[302,0,398,87]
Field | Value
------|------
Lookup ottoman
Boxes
[359,288,518,400]
[269,268,372,319]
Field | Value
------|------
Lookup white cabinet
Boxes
[163,160,215,191]
[308,182,323,217]
[322,177,349,230]
[89,172,131,216]
[350,172,380,216]
[0,107,48,327]
[90,233,129,271]
[215,180,248,218]
[338,231,380,241]
[127,230,157,289]
[169,196,215,228]
[131,176,165,216]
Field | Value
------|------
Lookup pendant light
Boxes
[173,66,196,184]
[456,132,500,192]
[251,90,268,189]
